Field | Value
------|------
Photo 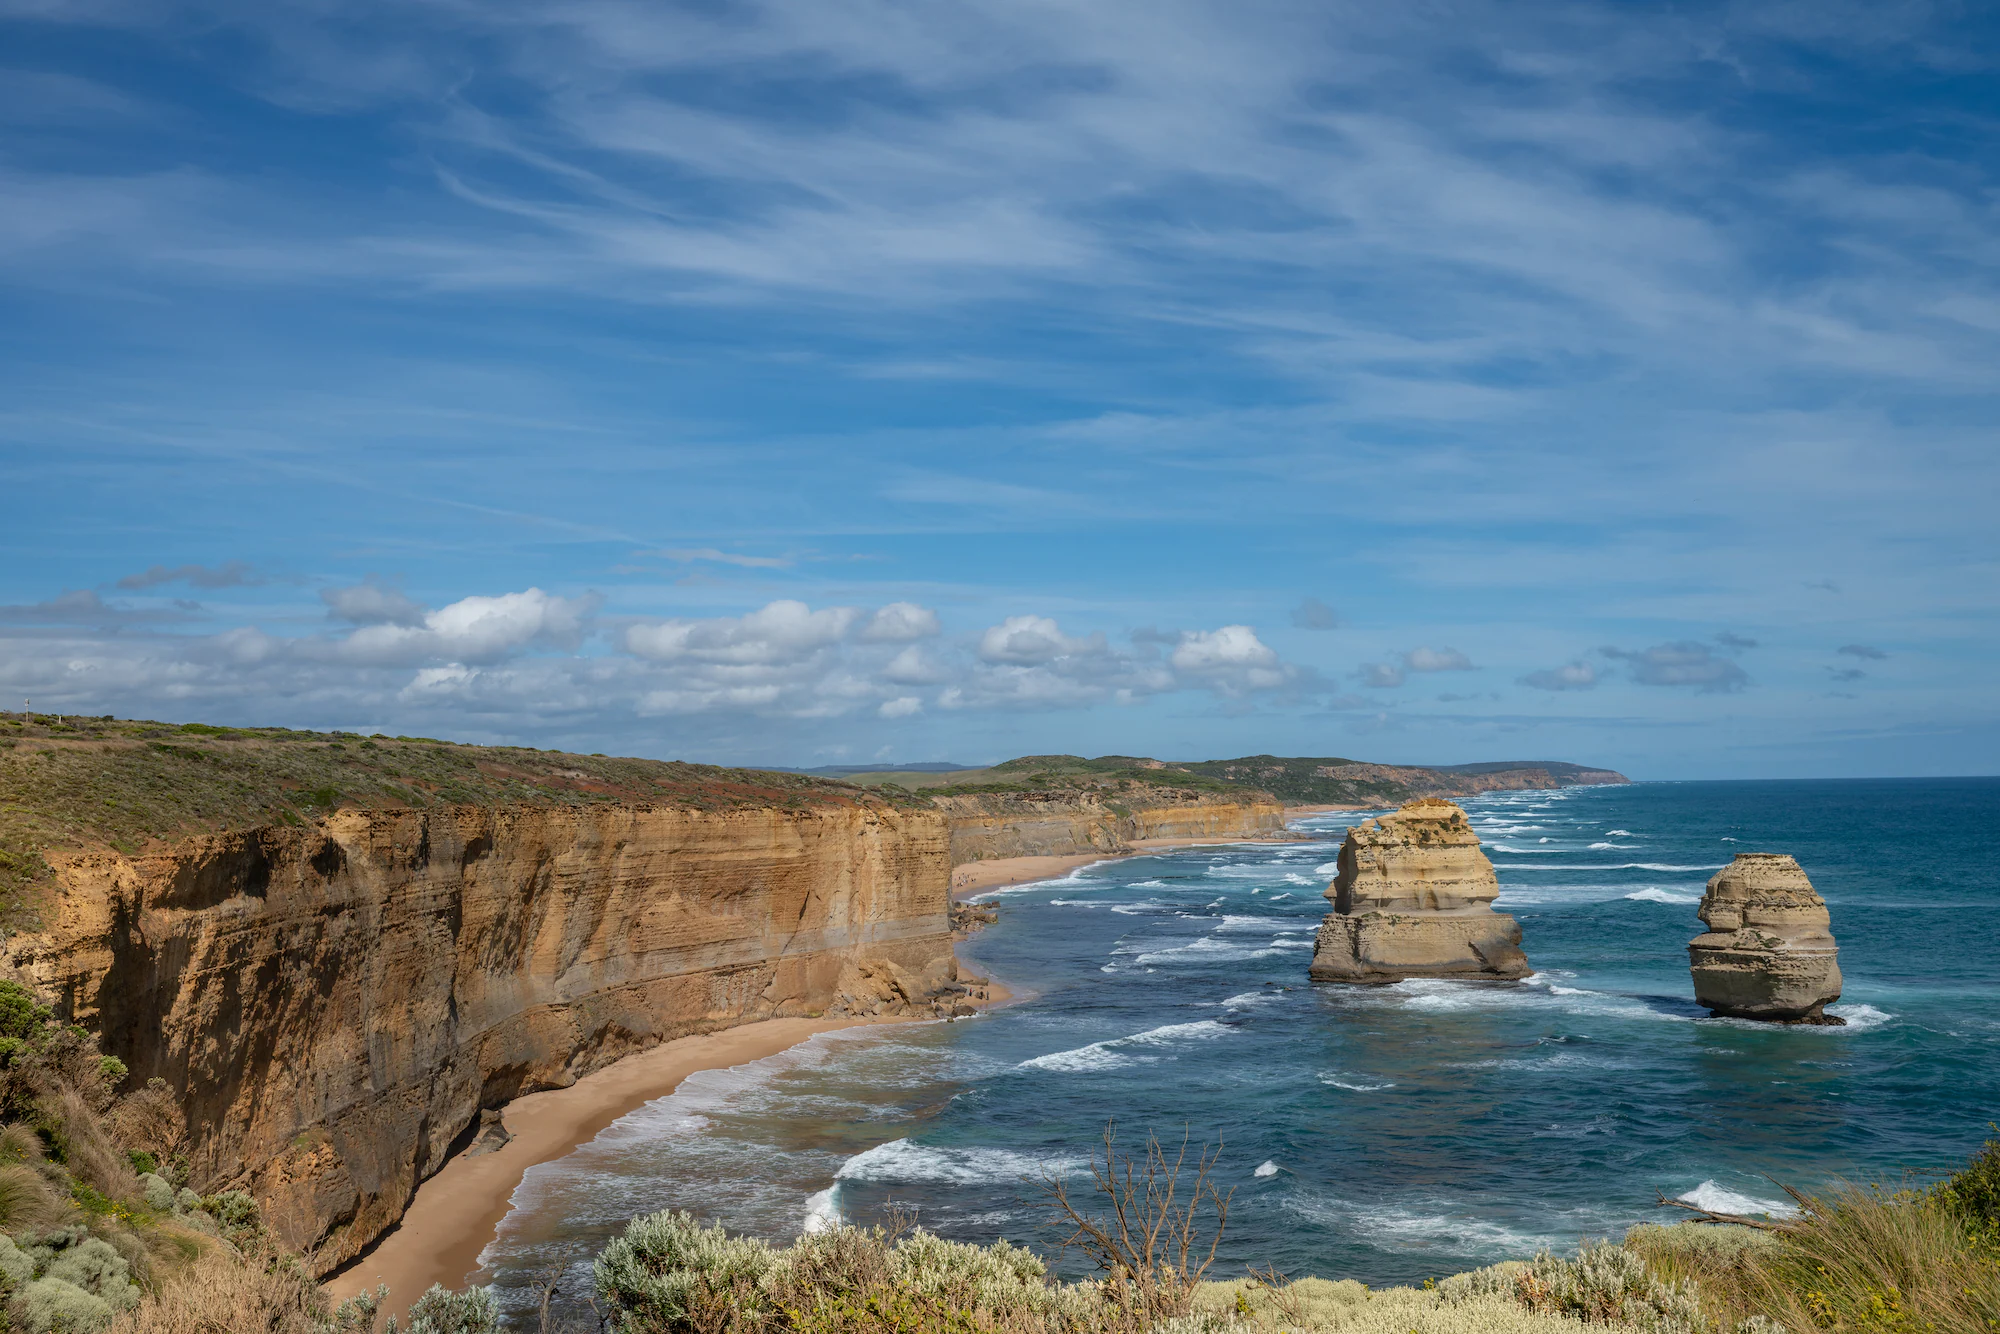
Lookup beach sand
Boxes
[950,815,1361,900]
[323,1017,867,1319]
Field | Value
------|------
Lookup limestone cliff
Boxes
[5,799,953,1272]
[934,790,1284,865]
[1688,853,1842,1024]
[1308,798,1530,983]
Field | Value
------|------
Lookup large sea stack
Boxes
[1688,853,1843,1024]
[1308,798,1531,983]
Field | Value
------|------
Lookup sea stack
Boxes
[1688,853,1843,1024]
[1308,798,1531,984]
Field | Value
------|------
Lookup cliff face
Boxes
[6,800,952,1272]
[1309,799,1530,984]
[934,791,1284,864]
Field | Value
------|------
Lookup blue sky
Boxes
[2,0,1996,779]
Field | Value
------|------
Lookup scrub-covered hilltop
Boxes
[0,712,922,924]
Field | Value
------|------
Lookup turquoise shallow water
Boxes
[473,778,2000,1323]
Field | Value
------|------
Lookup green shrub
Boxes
[594,1209,776,1331]
[12,1275,115,1334]
[0,983,52,1044]
[1937,1129,2000,1237]
[0,1232,33,1286]
[137,1173,177,1213]
[40,1235,139,1311]
[1514,1241,1705,1334]
[398,1283,500,1334]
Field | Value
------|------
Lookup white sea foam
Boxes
[1269,892,1294,901]
[1677,1181,1798,1218]
[1319,1072,1395,1091]
[1314,861,1340,875]
[1590,842,1639,850]
[1606,829,1636,837]
[1625,888,1702,904]
[1128,879,1169,888]
[802,1187,841,1232]
[1826,1003,1894,1030]
[836,1139,1084,1185]
[1254,1161,1279,1178]
[1019,1019,1235,1072]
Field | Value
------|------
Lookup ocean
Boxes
[472,777,2000,1323]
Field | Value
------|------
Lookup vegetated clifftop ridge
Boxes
[0,716,957,1274]
[841,752,1629,861]
[1173,754,1629,806]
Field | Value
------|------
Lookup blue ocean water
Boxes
[474,778,2000,1321]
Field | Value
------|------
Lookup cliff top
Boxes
[0,713,919,922]
[842,752,1629,806]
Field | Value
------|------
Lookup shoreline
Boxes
[320,1013,930,1318]
[951,810,1366,899]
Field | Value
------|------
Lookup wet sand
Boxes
[324,1018,871,1319]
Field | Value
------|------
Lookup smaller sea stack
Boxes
[1308,798,1531,984]
[1688,853,1843,1024]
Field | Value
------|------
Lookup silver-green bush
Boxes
[13,1275,116,1334]
[396,1283,501,1334]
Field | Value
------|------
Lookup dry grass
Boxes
[108,1247,324,1334]
[1734,1182,2000,1332]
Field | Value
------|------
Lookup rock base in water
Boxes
[1688,853,1842,1023]
[1308,798,1531,984]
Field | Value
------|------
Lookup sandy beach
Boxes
[950,817,1362,899]
[324,1017,868,1318]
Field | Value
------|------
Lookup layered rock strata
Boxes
[1688,853,1843,1024]
[1308,799,1530,983]
[5,800,954,1271]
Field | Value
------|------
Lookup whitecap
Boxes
[1606,829,1636,837]
[836,1139,1084,1185]
[1314,861,1340,875]
[1019,1019,1235,1071]
[1319,1072,1395,1091]
[1589,842,1639,850]
[1254,1161,1279,1178]
[1625,888,1701,904]
[1677,1180,1798,1218]
[1269,892,1294,901]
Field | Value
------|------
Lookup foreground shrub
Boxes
[1196,1274,1655,1333]
[1511,1241,1706,1333]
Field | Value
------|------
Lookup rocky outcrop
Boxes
[937,791,1283,865]
[1688,854,1842,1024]
[1308,799,1530,984]
[5,799,954,1271]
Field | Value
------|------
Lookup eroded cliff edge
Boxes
[4,795,951,1274]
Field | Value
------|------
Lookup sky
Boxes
[2,1,1996,779]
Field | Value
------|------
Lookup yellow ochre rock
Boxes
[1688,853,1843,1024]
[1308,798,1531,983]
[7,801,956,1272]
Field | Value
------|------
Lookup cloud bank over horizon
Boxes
[0,0,1995,777]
